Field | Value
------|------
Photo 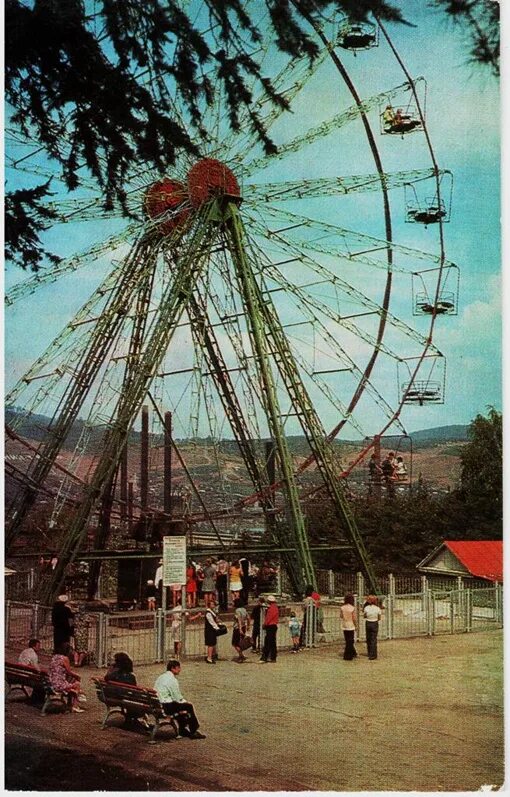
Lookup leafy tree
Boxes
[457,406,502,524]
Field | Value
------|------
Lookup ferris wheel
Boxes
[4,6,459,601]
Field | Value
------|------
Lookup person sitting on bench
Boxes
[18,638,45,705]
[105,652,148,730]
[154,660,206,739]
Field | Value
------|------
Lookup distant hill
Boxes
[6,407,468,453]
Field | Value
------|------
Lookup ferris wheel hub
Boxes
[187,158,240,208]
[144,178,189,233]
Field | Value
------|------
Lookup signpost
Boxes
[162,536,187,586]
[161,536,187,616]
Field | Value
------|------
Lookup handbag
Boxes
[239,635,253,651]
[215,623,228,637]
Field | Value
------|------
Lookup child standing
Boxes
[145,579,157,611]
[288,611,302,653]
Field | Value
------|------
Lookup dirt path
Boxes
[5,630,503,791]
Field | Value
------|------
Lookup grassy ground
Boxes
[5,630,503,791]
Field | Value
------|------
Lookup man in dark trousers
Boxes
[239,557,251,605]
[250,596,265,652]
[259,595,279,663]
[154,660,206,739]
[51,594,75,651]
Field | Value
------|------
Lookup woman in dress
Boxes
[340,594,357,661]
[231,597,250,663]
[229,559,242,603]
[186,561,198,609]
[48,641,83,713]
[71,607,91,666]
[204,606,221,664]
[201,558,217,609]
[105,652,148,730]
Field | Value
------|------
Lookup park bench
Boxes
[91,677,180,743]
[5,661,70,715]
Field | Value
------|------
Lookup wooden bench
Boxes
[5,661,70,715]
[91,678,180,743]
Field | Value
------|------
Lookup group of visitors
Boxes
[368,451,407,494]
[17,585,383,740]
[148,557,278,611]
[202,592,281,664]
[340,594,382,661]
[19,636,86,712]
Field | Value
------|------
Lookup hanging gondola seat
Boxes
[341,31,376,49]
[385,116,421,134]
[407,205,447,225]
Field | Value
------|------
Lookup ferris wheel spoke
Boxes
[246,234,407,432]
[246,167,442,203]
[5,221,143,306]
[243,78,425,177]
[248,203,457,270]
[5,255,136,417]
[254,231,442,357]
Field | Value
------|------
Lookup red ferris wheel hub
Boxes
[143,178,189,234]
[187,158,240,208]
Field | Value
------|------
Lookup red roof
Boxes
[444,541,503,582]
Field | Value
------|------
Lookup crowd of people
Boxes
[148,556,279,611]
[15,585,383,737]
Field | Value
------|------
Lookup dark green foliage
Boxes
[458,406,502,523]
[431,0,499,76]
[4,182,62,271]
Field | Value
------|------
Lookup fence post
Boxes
[386,593,393,639]
[155,608,165,662]
[31,601,40,637]
[428,592,435,636]
[495,583,503,626]
[421,576,428,612]
[356,572,365,602]
[449,591,455,633]
[328,570,335,599]
[5,600,11,644]
[97,613,105,667]
[29,568,35,591]
[465,589,472,632]
[304,603,316,647]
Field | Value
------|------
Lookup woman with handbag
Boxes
[204,606,225,664]
[231,597,251,663]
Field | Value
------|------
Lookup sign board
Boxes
[162,536,187,586]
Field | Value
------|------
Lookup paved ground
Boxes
[5,630,503,791]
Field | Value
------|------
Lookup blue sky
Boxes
[4,1,501,438]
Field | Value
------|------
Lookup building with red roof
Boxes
[417,540,503,584]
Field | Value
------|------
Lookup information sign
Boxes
[162,536,187,586]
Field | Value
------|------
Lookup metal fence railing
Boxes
[5,584,502,667]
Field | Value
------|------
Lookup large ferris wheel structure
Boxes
[5,7,459,603]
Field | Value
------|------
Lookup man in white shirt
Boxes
[154,660,205,739]
[18,639,45,704]
[18,638,41,670]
